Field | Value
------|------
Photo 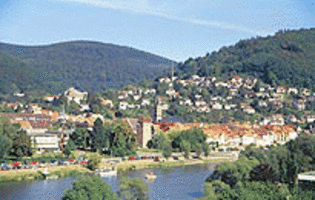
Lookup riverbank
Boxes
[0,154,237,183]
[0,165,91,183]
[115,155,236,173]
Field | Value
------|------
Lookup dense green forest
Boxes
[0,41,175,95]
[177,28,315,90]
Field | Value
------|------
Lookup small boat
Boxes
[94,168,117,177]
[145,172,157,180]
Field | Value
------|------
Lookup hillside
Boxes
[0,41,175,95]
[177,28,315,90]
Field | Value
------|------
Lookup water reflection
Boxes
[0,163,215,200]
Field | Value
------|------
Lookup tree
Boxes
[10,130,33,158]
[62,175,120,200]
[180,140,191,158]
[203,143,211,157]
[117,177,149,200]
[249,164,279,183]
[88,155,101,170]
[0,117,18,159]
[71,128,89,149]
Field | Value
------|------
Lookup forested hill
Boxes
[0,41,175,95]
[177,28,315,90]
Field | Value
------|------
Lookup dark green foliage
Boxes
[71,128,89,149]
[0,41,175,95]
[118,177,149,200]
[0,117,33,159]
[177,28,315,90]
[63,141,75,157]
[10,130,33,158]
[249,164,279,183]
[62,175,120,200]
[90,119,137,157]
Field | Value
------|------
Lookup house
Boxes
[179,98,193,106]
[306,115,315,123]
[133,94,141,101]
[270,114,284,126]
[231,76,243,87]
[143,88,156,95]
[99,98,114,109]
[191,74,201,81]
[226,96,233,100]
[31,133,60,153]
[258,100,268,107]
[229,87,238,96]
[13,92,25,97]
[224,104,237,110]
[275,86,287,94]
[195,94,203,99]
[212,101,223,110]
[44,95,60,103]
[300,88,310,96]
[307,96,315,103]
[287,114,298,123]
[118,91,128,100]
[65,87,88,104]
[271,100,283,109]
[119,101,129,110]
[244,91,256,98]
[140,98,150,107]
[80,104,90,112]
[196,106,210,113]
[244,78,257,89]
[6,102,23,111]
[287,88,298,94]
[159,77,171,83]
[165,88,176,96]
[243,105,255,114]
[293,99,305,110]
[215,82,228,87]
[195,100,207,107]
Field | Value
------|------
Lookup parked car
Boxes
[59,159,70,165]
[1,163,10,170]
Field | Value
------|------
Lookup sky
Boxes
[0,0,314,62]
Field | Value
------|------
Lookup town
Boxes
[1,73,314,155]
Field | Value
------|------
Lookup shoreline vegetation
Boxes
[0,155,236,183]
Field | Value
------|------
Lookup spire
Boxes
[171,62,174,78]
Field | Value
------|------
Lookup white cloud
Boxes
[57,0,267,34]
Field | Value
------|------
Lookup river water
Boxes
[0,163,216,200]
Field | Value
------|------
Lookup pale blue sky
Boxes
[0,0,314,61]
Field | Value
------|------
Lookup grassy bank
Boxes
[116,157,234,173]
[0,165,92,183]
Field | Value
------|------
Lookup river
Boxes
[0,163,216,200]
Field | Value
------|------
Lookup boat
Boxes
[94,168,117,177]
[145,172,157,180]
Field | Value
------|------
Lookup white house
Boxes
[166,88,176,96]
[195,100,207,107]
[300,88,310,96]
[243,106,255,114]
[288,88,298,94]
[293,99,306,110]
[118,91,128,100]
[140,98,150,107]
[31,134,60,153]
[144,88,156,95]
[65,87,88,105]
[306,115,315,123]
[212,101,223,110]
[179,98,193,106]
[258,100,268,107]
[119,101,129,110]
